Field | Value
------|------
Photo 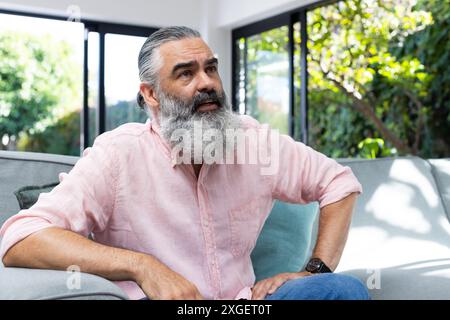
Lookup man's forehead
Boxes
[159,38,216,64]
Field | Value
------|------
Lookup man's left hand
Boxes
[251,271,312,300]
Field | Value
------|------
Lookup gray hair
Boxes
[137,26,201,109]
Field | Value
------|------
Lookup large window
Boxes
[104,34,148,131]
[233,0,449,158]
[0,10,157,156]
[0,13,84,155]
[238,26,290,135]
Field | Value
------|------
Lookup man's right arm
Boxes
[2,227,203,300]
[0,135,202,300]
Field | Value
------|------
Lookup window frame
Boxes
[231,0,338,143]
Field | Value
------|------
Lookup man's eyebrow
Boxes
[205,57,219,65]
[171,58,219,76]
[172,60,197,75]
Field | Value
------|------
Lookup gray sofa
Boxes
[0,150,449,299]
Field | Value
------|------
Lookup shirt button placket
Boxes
[198,182,221,299]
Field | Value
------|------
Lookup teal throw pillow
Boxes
[251,200,319,281]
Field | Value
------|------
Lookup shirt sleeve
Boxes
[271,133,362,208]
[0,133,118,260]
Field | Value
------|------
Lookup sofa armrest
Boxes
[0,263,128,300]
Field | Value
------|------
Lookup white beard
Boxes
[158,90,240,164]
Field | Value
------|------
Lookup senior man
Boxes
[0,26,369,300]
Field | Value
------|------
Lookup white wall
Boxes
[215,0,317,28]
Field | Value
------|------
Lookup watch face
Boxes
[306,258,332,273]
[306,258,323,273]
[310,258,321,268]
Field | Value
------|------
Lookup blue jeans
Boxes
[264,273,370,300]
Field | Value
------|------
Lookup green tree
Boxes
[0,31,81,151]
[237,0,450,158]
[18,111,81,156]
[244,26,291,135]
[307,0,448,157]
[18,100,148,156]
[390,0,450,157]
[106,100,147,131]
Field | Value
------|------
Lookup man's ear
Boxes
[140,83,160,111]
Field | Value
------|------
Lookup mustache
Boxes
[191,90,224,113]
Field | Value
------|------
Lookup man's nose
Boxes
[196,71,215,92]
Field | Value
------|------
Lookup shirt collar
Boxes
[147,119,177,167]
[146,119,212,177]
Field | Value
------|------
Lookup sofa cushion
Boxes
[0,151,77,226]
[334,157,450,299]
[251,200,319,281]
[14,182,59,210]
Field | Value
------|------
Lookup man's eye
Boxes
[179,70,192,78]
[206,66,217,73]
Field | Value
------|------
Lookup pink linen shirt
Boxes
[0,115,362,300]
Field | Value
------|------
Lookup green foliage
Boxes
[358,137,396,159]
[18,100,147,155]
[306,0,449,158]
[307,90,374,158]
[240,0,449,158]
[18,111,81,156]
[0,31,81,148]
[390,0,450,157]
[244,26,290,135]
[106,100,147,131]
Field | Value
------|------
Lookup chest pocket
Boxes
[228,196,268,258]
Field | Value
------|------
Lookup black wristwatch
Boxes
[305,258,332,274]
